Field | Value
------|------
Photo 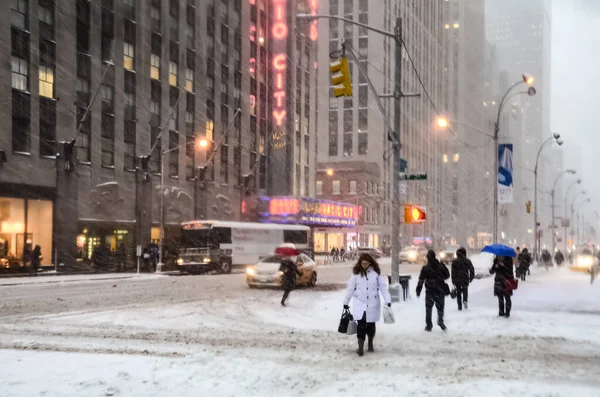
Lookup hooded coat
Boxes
[451,249,475,287]
[416,250,450,296]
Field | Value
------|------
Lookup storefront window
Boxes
[314,232,325,252]
[0,197,53,266]
[328,232,344,252]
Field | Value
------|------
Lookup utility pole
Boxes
[390,17,403,301]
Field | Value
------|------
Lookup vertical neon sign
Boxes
[310,0,318,41]
[272,0,288,150]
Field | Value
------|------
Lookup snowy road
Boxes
[1,265,600,396]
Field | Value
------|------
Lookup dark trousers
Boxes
[498,294,512,315]
[356,312,376,341]
[425,292,445,328]
[281,289,291,304]
[456,284,468,309]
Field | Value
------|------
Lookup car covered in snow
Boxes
[246,253,318,288]
[399,246,427,264]
[438,245,462,263]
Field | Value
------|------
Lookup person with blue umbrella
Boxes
[483,244,517,317]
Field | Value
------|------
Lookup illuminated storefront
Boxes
[0,196,53,267]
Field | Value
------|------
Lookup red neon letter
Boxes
[273,54,286,70]
[273,110,286,126]
[274,91,286,107]
[273,23,288,39]
[275,73,284,89]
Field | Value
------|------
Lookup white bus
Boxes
[177,220,310,274]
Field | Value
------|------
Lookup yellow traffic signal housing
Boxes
[330,57,352,97]
[403,205,426,224]
[526,200,531,214]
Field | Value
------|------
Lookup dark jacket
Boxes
[417,251,450,296]
[30,246,41,268]
[489,257,515,296]
[554,251,565,264]
[451,253,475,286]
[279,259,302,290]
[518,251,532,269]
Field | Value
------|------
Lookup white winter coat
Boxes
[343,268,391,323]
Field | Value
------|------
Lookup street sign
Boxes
[399,173,427,181]
[399,158,408,172]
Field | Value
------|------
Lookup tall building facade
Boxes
[315,0,447,251]
[486,0,556,248]
[441,0,489,249]
[0,0,318,268]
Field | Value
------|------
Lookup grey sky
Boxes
[552,0,600,216]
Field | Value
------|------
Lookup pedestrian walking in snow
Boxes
[554,250,565,267]
[489,256,515,318]
[416,250,450,331]
[517,248,531,281]
[30,245,41,276]
[451,247,475,311]
[277,247,302,307]
[342,253,391,356]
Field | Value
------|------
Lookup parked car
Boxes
[246,253,318,288]
[399,246,427,264]
[438,245,462,263]
[357,247,383,259]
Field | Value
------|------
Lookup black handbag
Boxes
[338,308,354,334]
[442,282,451,296]
[450,287,457,299]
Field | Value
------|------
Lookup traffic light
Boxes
[526,201,531,214]
[330,57,352,97]
[403,205,426,224]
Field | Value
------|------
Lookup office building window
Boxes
[101,114,115,167]
[12,0,28,30]
[11,57,28,91]
[124,42,134,71]
[124,120,136,170]
[332,180,341,195]
[150,54,160,80]
[316,180,323,196]
[343,133,353,157]
[349,180,357,194]
[169,61,178,86]
[220,145,228,183]
[359,85,368,108]
[38,65,54,98]
[169,130,179,176]
[358,132,368,155]
[185,68,194,92]
[77,107,91,162]
[329,134,338,156]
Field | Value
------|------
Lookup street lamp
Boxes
[564,179,582,251]
[532,133,563,258]
[576,197,591,245]
[551,169,576,254]
[326,168,334,176]
[493,75,537,244]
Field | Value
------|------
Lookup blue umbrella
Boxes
[481,244,517,258]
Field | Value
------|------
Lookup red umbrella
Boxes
[275,247,300,257]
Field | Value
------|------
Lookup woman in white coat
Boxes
[343,253,391,356]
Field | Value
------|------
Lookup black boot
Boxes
[367,336,374,352]
[356,338,365,356]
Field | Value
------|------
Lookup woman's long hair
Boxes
[352,253,381,275]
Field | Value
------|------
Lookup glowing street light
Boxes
[436,116,449,129]
[326,169,334,176]
[198,138,209,149]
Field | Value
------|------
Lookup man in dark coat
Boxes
[451,247,475,311]
[517,248,532,281]
[416,250,450,331]
[279,250,303,306]
[30,245,42,276]
[489,256,515,317]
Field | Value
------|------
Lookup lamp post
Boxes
[564,179,581,251]
[493,77,536,244]
[156,138,208,273]
[533,133,564,259]
[570,191,587,248]
[551,169,576,254]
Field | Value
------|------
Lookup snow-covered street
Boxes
[1,266,600,397]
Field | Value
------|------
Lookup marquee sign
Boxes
[258,196,357,227]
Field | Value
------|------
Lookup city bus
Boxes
[177,220,310,274]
